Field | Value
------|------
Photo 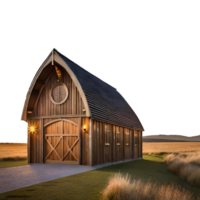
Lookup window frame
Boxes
[105,125,110,146]
[50,83,68,105]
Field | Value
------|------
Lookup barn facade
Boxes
[22,49,144,166]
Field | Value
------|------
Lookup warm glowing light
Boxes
[30,127,35,132]
[27,111,33,114]
[27,122,39,134]
[83,125,86,131]
[55,66,61,78]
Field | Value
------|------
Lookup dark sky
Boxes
[17,45,199,138]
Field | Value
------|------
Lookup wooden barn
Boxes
[21,49,144,166]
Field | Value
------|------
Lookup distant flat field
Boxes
[0,143,27,159]
[1,142,200,159]
[143,142,200,154]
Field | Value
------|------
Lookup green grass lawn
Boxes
[0,160,28,168]
[0,155,199,200]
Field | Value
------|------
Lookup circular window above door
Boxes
[50,83,68,105]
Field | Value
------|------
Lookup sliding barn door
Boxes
[44,118,80,165]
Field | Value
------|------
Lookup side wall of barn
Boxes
[91,119,142,166]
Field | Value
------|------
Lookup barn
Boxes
[21,49,144,166]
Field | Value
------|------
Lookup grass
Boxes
[101,153,200,200]
[0,155,200,200]
[102,173,196,200]
[0,157,28,169]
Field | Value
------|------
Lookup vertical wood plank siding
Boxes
[27,119,43,163]
[112,125,116,162]
[130,129,133,159]
[81,117,90,165]
[139,131,142,158]
[91,120,141,165]
[96,121,100,164]
[89,119,93,166]
[32,69,85,117]
[92,120,97,165]
[99,122,103,164]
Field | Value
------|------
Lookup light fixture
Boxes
[83,125,86,132]
[27,123,39,134]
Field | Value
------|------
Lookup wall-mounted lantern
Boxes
[28,123,38,135]
[55,66,62,79]
[30,127,35,132]
[83,125,86,132]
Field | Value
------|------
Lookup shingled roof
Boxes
[56,50,144,131]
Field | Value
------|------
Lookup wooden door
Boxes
[44,118,80,165]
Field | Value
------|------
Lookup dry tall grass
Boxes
[164,153,200,187]
[101,173,196,200]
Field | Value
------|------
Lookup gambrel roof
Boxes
[22,49,144,131]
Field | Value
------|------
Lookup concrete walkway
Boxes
[0,159,137,193]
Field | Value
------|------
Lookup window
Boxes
[105,125,110,145]
[125,130,130,146]
[116,127,120,145]
[50,83,68,105]
[134,131,139,145]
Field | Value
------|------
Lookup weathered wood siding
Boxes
[91,120,140,166]
[32,68,85,117]
[124,128,131,160]
[27,119,43,163]
[114,126,124,162]
[81,117,90,165]
[104,123,112,163]
[130,129,133,159]
[134,130,138,159]
[139,130,142,158]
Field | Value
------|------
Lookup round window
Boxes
[50,83,68,105]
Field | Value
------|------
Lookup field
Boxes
[0,142,200,200]
[1,142,200,160]
[143,142,200,154]
[0,143,27,160]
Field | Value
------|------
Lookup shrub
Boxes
[101,173,196,200]
[164,153,200,187]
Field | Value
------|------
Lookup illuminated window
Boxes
[116,128,120,145]
[125,130,130,146]
[134,131,139,145]
[105,125,110,145]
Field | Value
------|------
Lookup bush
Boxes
[164,153,200,187]
[101,173,196,200]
